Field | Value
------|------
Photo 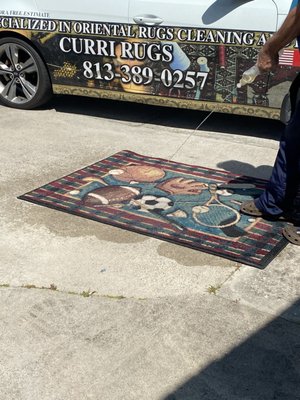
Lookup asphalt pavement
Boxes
[1,96,300,400]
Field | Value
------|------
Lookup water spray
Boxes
[168,65,260,161]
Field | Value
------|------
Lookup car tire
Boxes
[0,37,52,109]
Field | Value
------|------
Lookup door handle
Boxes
[133,15,163,26]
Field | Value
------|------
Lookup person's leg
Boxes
[283,99,300,218]
[254,130,288,216]
[243,96,300,218]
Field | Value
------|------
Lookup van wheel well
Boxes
[0,31,52,84]
[0,34,52,109]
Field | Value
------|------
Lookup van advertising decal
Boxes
[1,16,299,117]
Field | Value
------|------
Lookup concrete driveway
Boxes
[1,97,300,400]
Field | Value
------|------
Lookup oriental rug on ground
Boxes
[19,150,288,268]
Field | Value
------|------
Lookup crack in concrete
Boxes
[207,264,241,295]
[0,283,144,301]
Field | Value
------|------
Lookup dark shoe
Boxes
[240,200,263,217]
[240,200,291,221]
[282,225,300,245]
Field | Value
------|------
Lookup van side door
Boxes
[33,0,131,93]
[36,0,129,22]
[127,0,287,117]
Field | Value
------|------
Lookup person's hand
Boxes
[257,46,279,72]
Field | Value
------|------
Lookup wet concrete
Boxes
[1,97,300,399]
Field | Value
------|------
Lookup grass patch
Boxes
[81,290,96,298]
[103,295,126,300]
[207,284,222,295]
[22,284,36,289]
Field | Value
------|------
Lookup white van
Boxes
[0,0,299,118]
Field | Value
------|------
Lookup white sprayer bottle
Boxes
[237,64,260,88]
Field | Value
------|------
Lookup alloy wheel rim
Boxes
[0,43,39,104]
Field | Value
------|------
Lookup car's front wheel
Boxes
[0,37,52,109]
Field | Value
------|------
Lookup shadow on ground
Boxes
[47,95,284,141]
[162,299,300,400]
[217,160,273,180]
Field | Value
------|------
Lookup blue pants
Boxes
[255,92,300,219]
